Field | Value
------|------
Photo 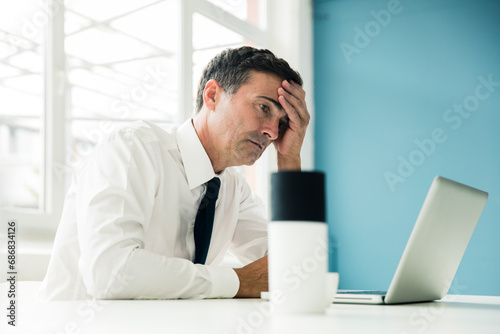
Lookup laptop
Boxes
[334,176,488,304]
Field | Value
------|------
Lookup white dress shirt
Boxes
[38,119,268,300]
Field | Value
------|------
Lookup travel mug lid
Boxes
[271,171,326,222]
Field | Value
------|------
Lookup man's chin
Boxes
[234,146,264,167]
[241,153,262,167]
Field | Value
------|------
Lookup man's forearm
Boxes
[277,153,301,171]
[233,255,268,298]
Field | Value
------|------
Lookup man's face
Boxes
[211,71,288,168]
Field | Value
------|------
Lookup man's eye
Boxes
[259,104,269,113]
[279,118,289,133]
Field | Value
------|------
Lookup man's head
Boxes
[193,47,306,173]
[195,46,302,113]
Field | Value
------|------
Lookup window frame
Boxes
[1,0,314,238]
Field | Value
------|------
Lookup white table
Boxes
[2,282,500,334]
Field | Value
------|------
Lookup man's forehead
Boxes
[246,71,283,89]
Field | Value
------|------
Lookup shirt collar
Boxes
[176,118,221,190]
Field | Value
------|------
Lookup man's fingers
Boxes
[278,81,309,124]
[279,100,309,134]
[278,87,302,111]
[282,80,305,99]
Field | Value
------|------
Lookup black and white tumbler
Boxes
[268,171,335,314]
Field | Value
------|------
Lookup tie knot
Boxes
[205,177,221,200]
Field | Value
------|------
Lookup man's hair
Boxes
[195,46,303,113]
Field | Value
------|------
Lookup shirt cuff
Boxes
[205,266,240,298]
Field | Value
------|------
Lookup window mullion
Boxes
[179,0,194,121]
[45,0,66,221]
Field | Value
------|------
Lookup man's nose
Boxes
[262,118,280,141]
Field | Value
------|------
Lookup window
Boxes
[0,2,45,211]
[0,0,313,234]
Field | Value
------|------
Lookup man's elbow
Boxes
[82,255,136,299]
[85,270,134,299]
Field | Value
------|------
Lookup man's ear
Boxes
[203,79,221,111]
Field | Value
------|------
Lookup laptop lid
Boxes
[384,176,488,304]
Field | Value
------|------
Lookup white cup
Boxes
[325,272,340,307]
[261,271,339,312]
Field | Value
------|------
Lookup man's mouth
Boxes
[250,140,264,150]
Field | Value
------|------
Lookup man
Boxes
[38,46,310,300]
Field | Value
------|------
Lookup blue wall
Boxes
[314,0,500,295]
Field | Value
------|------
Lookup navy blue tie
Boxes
[194,177,221,264]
